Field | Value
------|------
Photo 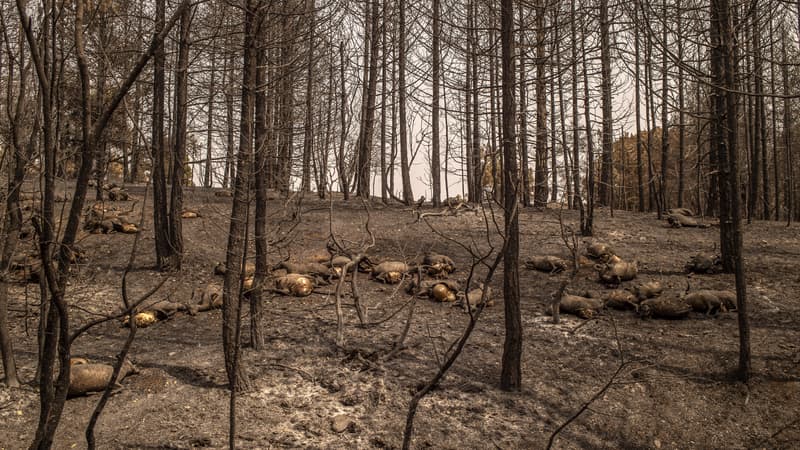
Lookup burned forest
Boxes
[1,0,799,448]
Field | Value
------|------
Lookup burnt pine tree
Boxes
[709,0,750,381]
[431,0,442,207]
[500,0,522,391]
[222,0,259,395]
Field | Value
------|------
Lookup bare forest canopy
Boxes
[1,0,798,216]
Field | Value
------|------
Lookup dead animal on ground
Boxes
[273,260,332,279]
[70,357,90,366]
[274,273,314,297]
[708,289,737,311]
[558,294,604,319]
[455,284,493,313]
[214,189,233,197]
[685,254,722,274]
[408,279,460,302]
[8,254,41,284]
[585,242,615,261]
[595,259,638,284]
[371,261,411,284]
[326,255,353,277]
[123,300,191,327]
[684,291,726,315]
[107,187,129,201]
[684,289,736,315]
[112,220,139,234]
[666,207,695,217]
[638,297,692,319]
[630,280,663,300]
[84,219,115,234]
[123,311,158,328]
[68,359,138,398]
[181,209,201,219]
[524,255,568,273]
[214,261,256,277]
[422,253,456,277]
[602,290,640,311]
[192,284,222,312]
[667,213,709,228]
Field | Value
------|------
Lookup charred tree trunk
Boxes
[598,0,613,207]
[222,0,257,394]
[500,0,521,391]
[518,4,531,208]
[398,0,413,204]
[710,0,749,380]
[431,0,442,206]
[167,3,193,271]
[533,0,548,207]
[634,2,645,212]
[301,0,316,193]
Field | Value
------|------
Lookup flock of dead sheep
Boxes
[7,194,733,397]
[526,207,736,321]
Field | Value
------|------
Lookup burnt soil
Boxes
[1,184,799,449]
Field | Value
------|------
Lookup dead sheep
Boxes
[192,284,223,312]
[68,359,138,398]
[455,284,493,313]
[214,261,256,277]
[422,253,456,277]
[558,294,605,319]
[326,255,353,277]
[602,290,640,311]
[709,289,737,311]
[8,254,41,284]
[273,261,332,279]
[408,279,460,302]
[630,280,663,300]
[595,259,638,284]
[181,209,201,219]
[107,187,129,201]
[684,289,737,315]
[371,261,411,284]
[666,207,695,217]
[685,254,722,274]
[274,273,314,297]
[585,242,616,261]
[683,291,726,315]
[667,213,709,228]
[638,297,692,320]
[112,220,139,234]
[524,255,568,273]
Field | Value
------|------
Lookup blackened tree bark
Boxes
[598,0,613,207]
[222,0,257,394]
[152,0,173,271]
[634,1,645,212]
[338,42,350,199]
[431,0,442,207]
[167,2,193,271]
[0,33,36,387]
[398,0,413,204]
[500,0,521,391]
[205,53,216,188]
[533,0,548,207]
[518,3,531,208]
[570,0,581,213]
[581,26,595,235]
[302,0,316,193]
[710,0,749,380]
[251,4,268,351]
[676,0,685,208]
[356,0,380,198]
[659,0,669,212]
